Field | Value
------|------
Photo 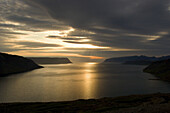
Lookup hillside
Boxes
[143,59,170,81]
[0,53,43,76]
[104,55,170,65]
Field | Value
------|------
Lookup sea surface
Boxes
[0,62,170,103]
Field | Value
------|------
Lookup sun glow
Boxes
[43,28,75,37]
[63,43,109,49]
[10,26,109,51]
[86,62,97,65]
[84,62,97,79]
[7,27,109,60]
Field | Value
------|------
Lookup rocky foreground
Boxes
[144,59,170,81]
[0,52,43,76]
[0,93,170,113]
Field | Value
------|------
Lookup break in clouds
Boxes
[0,0,170,61]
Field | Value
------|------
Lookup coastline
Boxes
[0,93,170,113]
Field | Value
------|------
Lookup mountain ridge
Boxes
[104,55,170,63]
[27,57,72,64]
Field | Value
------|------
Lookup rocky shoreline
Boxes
[0,93,170,113]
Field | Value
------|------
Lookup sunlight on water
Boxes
[83,63,97,98]
[86,62,98,65]
[84,62,97,75]
[0,63,170,102]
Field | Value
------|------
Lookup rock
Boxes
[0,52,43,76]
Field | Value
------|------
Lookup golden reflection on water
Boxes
[83,62,97,98]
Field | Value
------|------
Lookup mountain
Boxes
[104,55,170,65]
[0,53,43,76]
[104,55,157,63]
[158,56,170,60]
[143,59,170,81]
[27,57,72,64]
[123,60,153,65]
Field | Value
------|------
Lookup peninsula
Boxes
[143,59,170,81]
[0,53,43,76]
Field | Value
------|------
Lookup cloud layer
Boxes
[0,0,170,61]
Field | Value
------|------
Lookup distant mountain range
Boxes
[27,57,72,64]
[123,60,154,65]
[104,55,170,65]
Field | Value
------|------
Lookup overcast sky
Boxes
[0,0,170,62]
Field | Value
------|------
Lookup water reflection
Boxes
[83,63,97,98]
[0,63,170,102]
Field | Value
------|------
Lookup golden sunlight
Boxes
[83,62,97,98]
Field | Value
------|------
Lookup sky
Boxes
[0,0,170,62]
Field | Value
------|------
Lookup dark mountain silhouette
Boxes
[104,55,170,65]
[123,60,153,65]
[0,52,43,76]
[143,59,170,81]
[27,57,72,64]
[158,56,170,60]
[104,55,157,63]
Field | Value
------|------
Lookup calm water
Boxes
[0,62,170,103]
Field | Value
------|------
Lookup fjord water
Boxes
[0,63,170,103]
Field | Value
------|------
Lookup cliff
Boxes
[143,59,170,81]
[0,53,43,76]
[27,57,72,64]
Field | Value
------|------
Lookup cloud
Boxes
[26,0,170,51]
[15,41,62,48]
[27,0,170,32]
[1,0,170,60]
[46,35,61,38]
[63,41,91,44]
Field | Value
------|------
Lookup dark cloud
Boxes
[62,38,87,41]
[28,0,170,33]
[63,41,91,44]
[46,35,61,38]
[26,0,170,54]
[46,35,88,41]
